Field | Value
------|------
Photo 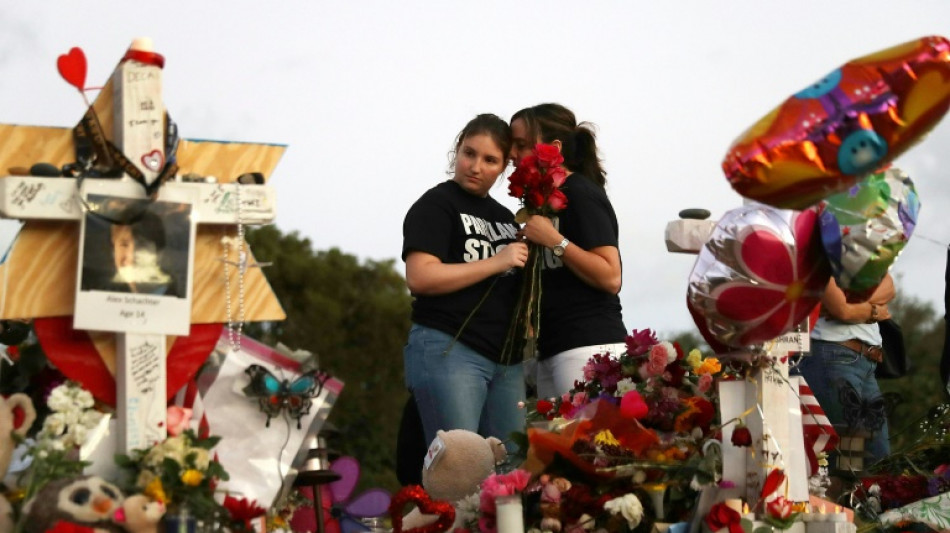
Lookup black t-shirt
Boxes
[403,180,521,363]
[537,173,626,358]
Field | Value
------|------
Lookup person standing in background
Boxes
[797,274,895,467]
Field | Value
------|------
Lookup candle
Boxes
[802,505,815,523]
[724,499,743,514]
[829,506,847,522]
[495,494,525,533]
[742,502,755,522]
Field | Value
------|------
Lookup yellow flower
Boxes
[593,429,620,447]
[181,469,204,486]
[144,478,167,504]
[686,349,703,370]
[695,357,721,375]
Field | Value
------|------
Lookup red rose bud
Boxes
[731,423,752,447]
[620,390,649,420]
[547,189,568,211]
[766,496,793,520]
[536,399,554,415]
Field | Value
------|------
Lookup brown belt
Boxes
[836,338,884,363]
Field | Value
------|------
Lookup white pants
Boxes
[532,343,626,400]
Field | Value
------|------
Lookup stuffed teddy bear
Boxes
[401,429,507,531]
[20,475,124,533]
[112,494,164,533]
[0,393,36,533]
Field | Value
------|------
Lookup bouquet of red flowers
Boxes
[502,143,569,363]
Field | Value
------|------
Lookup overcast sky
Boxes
[2,2,949,336]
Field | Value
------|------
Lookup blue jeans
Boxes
[404,324,526,454]
[795,339,890,466]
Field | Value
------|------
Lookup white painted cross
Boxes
[0,39,277,454]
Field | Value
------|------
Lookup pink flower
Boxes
[696,374,713,394]
[166,406,193,436]
[640,348,668,378]
[620,391,649,420]
[625,329,658,356]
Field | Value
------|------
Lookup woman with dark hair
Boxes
[511,103,627,399]
[402,113,529,453]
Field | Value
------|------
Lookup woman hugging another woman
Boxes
[511,103,627,400]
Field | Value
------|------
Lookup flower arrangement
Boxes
[532,329,721,454]
[501,143,569,364]
[115,429,231,525]
[18,382,104,503]
[486,329,727,529]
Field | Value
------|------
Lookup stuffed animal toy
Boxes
[0,393,36,533]
[401,429,507,531]
[21,475,124,533]
[112,494,164,533]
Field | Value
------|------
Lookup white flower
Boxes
[190,447,210,471]
[575,514,596,530]
[653,341,677,364]
[40,413,67,438]
[615,378,637,395]
[603,493,644,529]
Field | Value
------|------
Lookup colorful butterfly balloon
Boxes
[291,456,391,533]
[243,364,329,428]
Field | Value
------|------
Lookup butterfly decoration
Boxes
[291,456,391,533]
[243,364,329,428]
[838,381,887,432]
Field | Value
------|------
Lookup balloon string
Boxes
[912,233,950,250]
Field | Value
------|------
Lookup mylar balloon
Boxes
[819,166,919,301]
[724,36,950,209]
[687,203,830,348]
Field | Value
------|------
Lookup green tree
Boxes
[245,226,412,491]
[878,290,947,450]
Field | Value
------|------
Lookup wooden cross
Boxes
[0,39,286,454]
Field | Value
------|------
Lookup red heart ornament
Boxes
[34,317,222,407]
[389,486,455,533]
[57,47,87,92]
[141,150,164,172]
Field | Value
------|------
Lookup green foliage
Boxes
[878,291,947,450]
[244,226,412,492]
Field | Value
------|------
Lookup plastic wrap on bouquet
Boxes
[723,35,950,209]
[523,400,660,479]
[194,332,342,507]
[879,491,950,531]
[818,166,919,301]
[687,204,829,348]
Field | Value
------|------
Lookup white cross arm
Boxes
[0,175,276,224]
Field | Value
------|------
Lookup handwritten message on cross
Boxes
[0,39,286,454]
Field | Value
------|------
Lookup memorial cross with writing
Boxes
[0,38,286,454]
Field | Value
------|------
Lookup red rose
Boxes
[731,423,752,447]
[536,399,554,415]
[619,390,648,420]
[547,166,568,188]
[547,189,568,211]
[528,190,545,209]
[534,143,564,168]
[705,502,742,533]
[766,496,792,520]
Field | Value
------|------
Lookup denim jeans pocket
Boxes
[826,347,861,365]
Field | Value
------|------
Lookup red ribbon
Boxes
[123,49,165,68]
